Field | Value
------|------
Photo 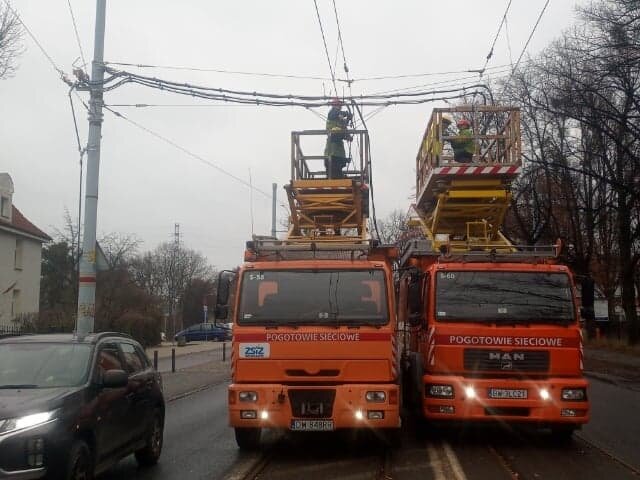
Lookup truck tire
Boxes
[235,427,261,450]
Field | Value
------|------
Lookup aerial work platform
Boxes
[410,106,522,253]
[285,129,370,243]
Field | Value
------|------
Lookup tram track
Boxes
[575,433,640,477]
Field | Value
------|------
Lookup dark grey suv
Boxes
[0,332,164,479]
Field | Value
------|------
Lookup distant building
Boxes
[0,173,51,326]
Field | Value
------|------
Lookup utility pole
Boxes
[76,0,106,335]
[271,183,277,238]
[171,223,181,336]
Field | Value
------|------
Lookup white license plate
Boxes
[290,419,334,431]
[488,388,528,399]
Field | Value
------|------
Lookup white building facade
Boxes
[0,173,50,327]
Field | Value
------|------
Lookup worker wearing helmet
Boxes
[324,98,352,178]
[450,118,475,163]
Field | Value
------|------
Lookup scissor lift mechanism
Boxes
[285,129,371,244]
[410,106,522,253]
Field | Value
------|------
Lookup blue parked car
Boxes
[174,323,232,342]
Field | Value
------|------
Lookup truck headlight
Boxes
[562,388,586,401]
[0,410,58,435]
[365,391,386,402]
[426,384,454,398]
[239,391,258,402]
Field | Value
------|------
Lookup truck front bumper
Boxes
[229,383,401,430]
[421,375,590,425]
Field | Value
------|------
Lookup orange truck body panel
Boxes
[229,258,401,431]
[403,259,590,426]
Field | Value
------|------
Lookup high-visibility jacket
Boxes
[324,106,349,157]
[450,127,474,155]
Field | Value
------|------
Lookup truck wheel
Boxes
[550,425,576,443]
[235,427,261,450]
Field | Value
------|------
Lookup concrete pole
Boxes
[271,183,277,238]
[76,0,106,335]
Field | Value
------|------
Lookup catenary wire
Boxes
[511,0,551,76]
[3,0,65,76]
[479,0,513,76]
[66,0,87,68]
[102,105,274,199]
[312,0,339,95]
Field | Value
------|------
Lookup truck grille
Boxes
[464,349,549,373]
[288,389,336,418]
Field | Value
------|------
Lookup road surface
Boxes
[99,374,639,479]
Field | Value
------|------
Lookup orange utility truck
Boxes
[398,106,590,439]
[216,129,401,450]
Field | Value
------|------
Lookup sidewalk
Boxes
[160,358,230,401]
[584,346,640,386]
[146,340,226,360]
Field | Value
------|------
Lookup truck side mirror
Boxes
[216,270,234,307]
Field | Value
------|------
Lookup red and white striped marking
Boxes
[427,326,436,366]
[391,333,399,380]
[433,165,521,176]
[579,328,584,371]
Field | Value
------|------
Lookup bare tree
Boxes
[374,209,410,244]
[499,0,640,343]
[0,3,24,79]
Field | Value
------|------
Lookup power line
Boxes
[102,60,519,84]
[332,0,350,82]
[100,67,489,106]
[312,0,339,95]
[478,0,513,76]
[66,0,87,68]
[102,61,333,82]
[102,105,274,199]
[512,0,551,74]
[4,1,65,76]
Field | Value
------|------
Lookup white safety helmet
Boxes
[441,113,453,125]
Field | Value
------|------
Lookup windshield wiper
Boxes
[0,384,38,389]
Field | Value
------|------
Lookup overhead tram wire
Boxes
[66,0,87,68]
[4,1,66,78]
[98,67,489,106]
[477,0,513,77]
[312,0,339,95]
[506,0,551,85]
[102,105,274,200]
[102,61,334,82]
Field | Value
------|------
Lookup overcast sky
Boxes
[2,0,587,269]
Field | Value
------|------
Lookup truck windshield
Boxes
[435,271,575,324]
[238,269,389,326]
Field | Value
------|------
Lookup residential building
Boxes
[0,173,51,327]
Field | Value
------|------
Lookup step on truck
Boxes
[216,128,401,450]
[398,106,590,439]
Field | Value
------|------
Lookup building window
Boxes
[11,290,21,318]
[14,239,23,270]
[0,196,9,218]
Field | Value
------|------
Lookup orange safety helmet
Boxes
[457,118,471,128]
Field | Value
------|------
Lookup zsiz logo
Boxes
[240,343,270,358]
[244,346,264,356]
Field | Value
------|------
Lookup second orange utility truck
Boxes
[398,106,590,439]
[216,128,400,450]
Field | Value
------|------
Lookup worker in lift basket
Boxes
[447,118,475,163]
[324,97,352,179]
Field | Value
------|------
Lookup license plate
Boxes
[488,388,528,399]
[290,419,334,431]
